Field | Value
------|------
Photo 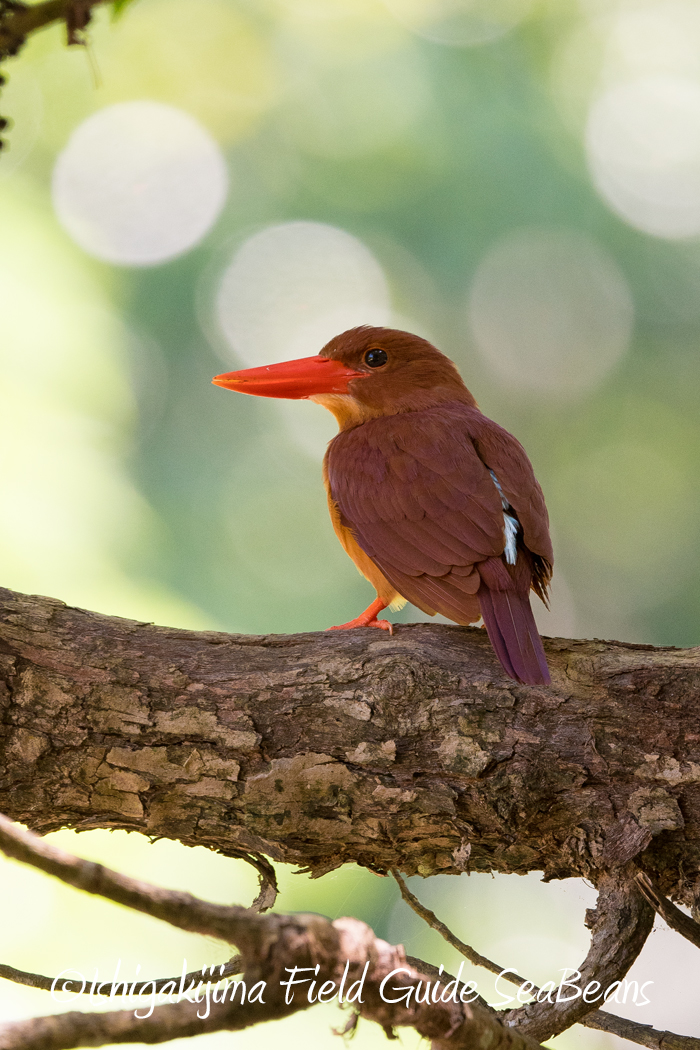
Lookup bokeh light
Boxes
[468,227,633,397]
[380,0,535,47]
[586,75,700,239]
[216,220,391,366]
[52,101,228,265]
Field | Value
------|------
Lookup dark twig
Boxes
[231,851,278,913]
[584,1010,700,1050]
[635,873,700,950]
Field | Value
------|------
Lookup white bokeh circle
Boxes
[586,76,700,240]
[52,101,228,266]
[216,220,391,366]
[468,227,633,396]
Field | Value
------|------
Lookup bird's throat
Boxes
[309,393,383,430]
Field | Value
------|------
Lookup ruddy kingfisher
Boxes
[213,326,553,685]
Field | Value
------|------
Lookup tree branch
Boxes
[1,587,699,899]
[393,869,529,983]
[0,958,242,995]
[0,813,253,943]
[635,873,700,949]
[0,0,108,60]
[505,873,654,1040]
[584,1011,700,1050]
[0,820,548,1050]
[7,857,691,1050]
[394,868,699,1050]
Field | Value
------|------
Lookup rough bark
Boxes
[1,587,699,906]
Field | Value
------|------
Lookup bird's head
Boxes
[213,326,475,428]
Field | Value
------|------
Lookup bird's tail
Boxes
[478,579,550,686]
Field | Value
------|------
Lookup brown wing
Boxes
[326,402,508,625]
[468,412,553,565]
[465,409,553,606]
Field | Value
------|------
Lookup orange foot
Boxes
[326,597,394,635]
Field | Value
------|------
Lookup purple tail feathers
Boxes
[478,583,550,686]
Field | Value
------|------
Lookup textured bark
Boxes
[1,587,699,905]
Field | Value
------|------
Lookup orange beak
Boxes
[212,355,367,400]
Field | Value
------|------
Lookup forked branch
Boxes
[0,817,546,1050]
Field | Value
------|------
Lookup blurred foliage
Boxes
[0,0,699,1046]
[112,0,139,16]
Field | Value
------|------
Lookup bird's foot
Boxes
[326,597,393,634]
[327,616,393,635]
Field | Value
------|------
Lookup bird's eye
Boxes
[364,348,388,368]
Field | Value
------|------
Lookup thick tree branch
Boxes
[1,587,699,901]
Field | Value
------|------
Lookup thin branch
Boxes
[584,1010,700,1050]
[403,955,495,1016]
[0,815,251,944]
[0,998,261,1050]
[0,958,242,995]
[392,869,530,985]
[635,873,700,950]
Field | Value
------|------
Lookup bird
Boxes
[212,326,553,685]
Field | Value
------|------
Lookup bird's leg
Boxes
[327,596,393,635]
